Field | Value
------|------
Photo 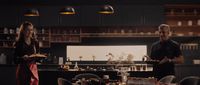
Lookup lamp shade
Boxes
[99,5,114,14]
[24,8,39,16]
[59,6,75,15]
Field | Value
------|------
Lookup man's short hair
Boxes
[158,24,170,31]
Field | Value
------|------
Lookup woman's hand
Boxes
[23,55,31,60]
[159,57,170,64]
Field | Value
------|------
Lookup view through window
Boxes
[66,45,147,61]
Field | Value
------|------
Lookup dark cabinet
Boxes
[143,5,165,26]
[80,6,100,26]
[40,7,59,26]
[120,5,142,26]
[0,6,19,26]
[78,5,164,26]
[121,5,164,26]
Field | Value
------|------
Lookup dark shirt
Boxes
[150,39,182,79]
[14,39,39,64]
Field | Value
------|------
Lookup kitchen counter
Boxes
[0,64,199,85]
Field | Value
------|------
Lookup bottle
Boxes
[66,57,72,65]
[4,27,8,34]
[197,19,200,26]
[42,28,45,34]
[177,21,182,26]
[188,20,193,26]
[53,56,58,64]
[0,53,6,64]
[16,27,20,34]
[81,78,87,85]
[9,29,14,34]
[103,75,110,85]
[58,57,63,65]
[66,57,70,61]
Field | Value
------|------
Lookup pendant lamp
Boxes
[24,8,39,16]
[59,6,75,15]
[99,5,114,14]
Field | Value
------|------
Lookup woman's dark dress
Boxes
[14,40,39,85]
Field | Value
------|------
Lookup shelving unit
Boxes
[165,4,200,36]
[81,33,158,38]
[50,27,81,43]
[36,27,51,48]
[2,25,199,49]
[80,26,159,38]
[0,27,51,48]
[165,4,200,64]
[0,27,16,48]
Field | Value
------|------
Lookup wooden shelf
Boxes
[166,14,200,18]
[170,25,200,28]
[1,25,200,48]
[51,34,80,36]
[51,41,81,43]
[81,33,159,38]
[0,46,14,48]
[165,4,200,9]
[164,4,200,37]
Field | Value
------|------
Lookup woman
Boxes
[14,21,40,85]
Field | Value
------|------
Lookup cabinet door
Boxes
[100,6,123,26]
[143,5,165,26]
[80,6,100,26]
[121,5,164,26]
[121,5,143,26]
[40,7,59,26]
[0,6,19,26]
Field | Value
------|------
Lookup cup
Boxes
[142,64,147,71]
[136,65,141,71]
[58,57,63,65]
[103,75,110,84]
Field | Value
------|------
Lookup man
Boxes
[149,24,184,80]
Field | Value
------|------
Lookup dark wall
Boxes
[0,1,200,65]
[0,5,164,27]
[0,48,14,64]
[0,65,16,85]
[0,0,200,27]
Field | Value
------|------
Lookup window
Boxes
[66,45,147,61]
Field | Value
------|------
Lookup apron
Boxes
[16,63,39,85]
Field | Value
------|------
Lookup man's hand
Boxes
[143,55,152,61]
[159,56,170,64]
